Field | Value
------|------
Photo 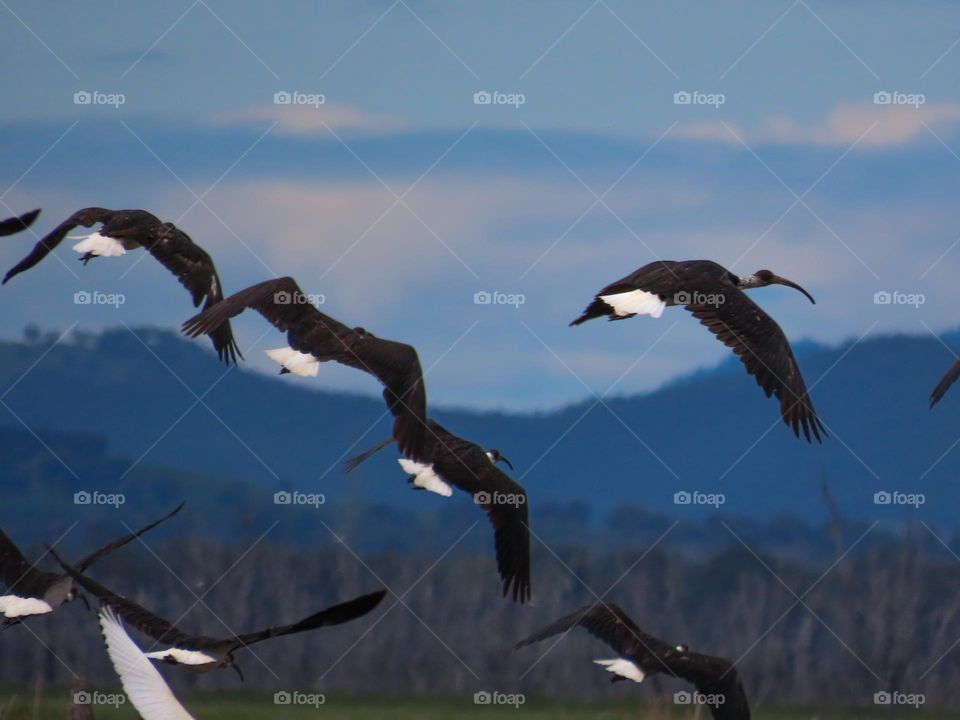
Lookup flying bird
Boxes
[98,606,196,720]
[0,502,184,627]
[572,260,824,442]
[345,419,530,603]
[2,208,240,364]
[51,547,386,681]
[515,602,750,720]
[0,208,40,236]
[930,361,960,408]
[182,276,428,460]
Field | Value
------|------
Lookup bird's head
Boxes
[741,269,815,304]
[485,449,514,470]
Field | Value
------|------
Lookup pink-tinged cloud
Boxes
[208,101,405,136]
[675,101,960,148]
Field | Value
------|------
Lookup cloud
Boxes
[675,101,960,148]
[208,101,405,136]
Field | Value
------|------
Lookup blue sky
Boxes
[3,0,960,409]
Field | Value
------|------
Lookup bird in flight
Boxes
[0,502,184,627]
[183,276,428,460]
[572,259,824,442]
[2,208,240,364]
[930,359,960,408]
[0,209,40,236]
[52,545,386,681]
[515,602,750,720]
[346,419,530,603]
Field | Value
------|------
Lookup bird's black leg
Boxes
[78,593,92,611]
[232,663,245,683]
[78,252,97,265]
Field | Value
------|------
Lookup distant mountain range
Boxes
[2,325,960,529]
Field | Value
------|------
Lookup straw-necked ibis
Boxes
[572,260,824,443]
[2,208,240,364]
[515,602,750,720]
[345,419,530,603]
[0,503,183,627]
[182,276,429,460]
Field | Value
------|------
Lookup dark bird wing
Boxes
[3,207,113,283]
[49,548,221,649]
[429,424,531,603]
[0,529,60,597]
[141,224,240,365]
[0,209,40,237]
[515,603,750,720]
[931,360,960,407]
[73,502,185,573]
[183,277,428,459]
[683,282,824,443]
[228,589,386,649]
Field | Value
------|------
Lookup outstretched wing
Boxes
[73,502,185,573]
[183,277,428,459]
[142,225,240,364]
[98,607,196,720]
[430,426,530,602]
[50,548,216,649]
[0,209,40,237]
[230,589,386,649]
[514,602,662,656]
[684,283,824,442]
[931,360,960,408]
[3,207,113,283]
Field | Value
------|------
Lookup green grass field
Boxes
[0,689,938,720]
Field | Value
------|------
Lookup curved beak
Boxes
[772,275,816,304]
[498,455,514,471]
